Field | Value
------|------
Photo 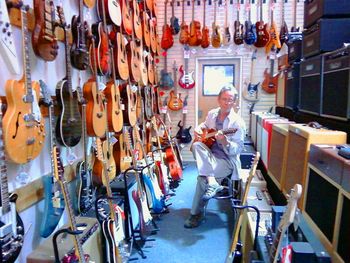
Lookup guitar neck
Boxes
[260,0,263,21]
[269,226,283,262]
[236,0,239,21]
[78,0,86,45]
[270,57,275,76]
[203,0,206,25]
[182,0,185,22]
[293,0,297,28]
[0,108,10,214]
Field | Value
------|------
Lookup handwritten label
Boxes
[120,103,125,111]
[52,192,61,208]
[184,49,190,59]
[123,156,132,163]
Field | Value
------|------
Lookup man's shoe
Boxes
[184,213,204,228]
[202,184,224,201]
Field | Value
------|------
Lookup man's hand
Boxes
[194,127,203,140]
[215,130,228,146]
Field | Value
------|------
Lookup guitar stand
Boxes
[52,223,87,263]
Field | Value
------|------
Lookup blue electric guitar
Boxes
[244,0,257,45]
[39,80,65,238]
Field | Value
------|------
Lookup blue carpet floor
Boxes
[132,162,235,263]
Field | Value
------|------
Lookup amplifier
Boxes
[283,124,347,208]
[285,62,301,111]
[247,186,274,213]
[240,144,255,169]
[240,169,266,188]
[303,18,350,59]
[300,55,324,115]
[287,32,303,63]
[304,0,350,28]
[322,46,350,120]
[251,112,276,147]
[256,114,280,155]
[276,68,287,107]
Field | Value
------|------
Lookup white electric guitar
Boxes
[0,1,20,74]
[269,184,302,263]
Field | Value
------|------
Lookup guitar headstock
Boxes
[39,80,53,107]
[56,6,67,29]
[95,138,104,161]
[280,184,302,228]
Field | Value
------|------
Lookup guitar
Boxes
[145,0,153,13]
[211,0,222,48]
[113,132,132,175]
[97,0,122,26]
[269,184,302,263]
[70,0,89,70]
[278,0,288,51]
[84,30,107,138]
[225,153,260,263]
[168,62,183,111]
[3,5,45,164]
[119,83,137,126]
[83,0,96,9]
[290,0,300,33]
[139,41,149,87]
[170,0,180,35]
[178,45,195,90]
[39,80,65,238]
[126,25,141,83]
[176,95,192,144]
[233,0,244,45]
[120,0,133,35]
[244,0,257,45]
[110,25,129,81]
[0,99,25,263]
[55,6,82,148]
[149,11,157,53]
[143,85,154,120]
[265,0,281,54]
[192,128,238,149]
[242,50,260,102]
[201,0,210,48]
[91,21,110,76]
[159,53,174,90]
[161,0,174,50]
[222,0,231,45]
[147,52,155,85]
[131,0,142,40]
[262,50,278,94]
[179,0,190,45]
[32,0,58,61]
[188,0,202,46]
[0,0,20,74]
[141,1,151,48]
[254,0,270,48]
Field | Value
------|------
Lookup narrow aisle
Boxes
[132,162,235,263]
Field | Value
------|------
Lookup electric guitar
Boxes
[0,0,20,74]
[179,0,189,45]
[170,0,180,35]
[168,62,183,111]
[265,0,281,54]
[192,128,238,149]
[159,53,174,90]
[222,0,231,45]
[254,0,270,48]
[233,0,244,45]
[244,0,257,45]
[0,99,25,263]
[3,5,46,164]
[269,184,302,263]
[242,50,260,102]
[176,95,192,144]
[178,45,195,90]
[55,6,82,148]
[278,0,288,51]
[160,0,174,50]
[39,80,65,238]
[225,153,260,263]
[262,50,278,94]
[32,0,59,61]
[211,0,222,48]
[200,0,210,48]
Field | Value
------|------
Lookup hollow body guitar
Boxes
[201,0,210,48]
[161,0,174,50]
[188,0,202,46]
[192,128,238,149]
[179,0,189,45]
[168,62,183,111]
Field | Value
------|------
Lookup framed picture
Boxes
[202,64,235,96]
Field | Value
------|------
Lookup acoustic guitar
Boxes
[97,0,121,26]
[141,0,151,48]
[147,53,155,85]
[223,0,231,45]
[32,0,58,61]
[113,132,132,175]
[126,23,141,83]
[244,0,257,45]
[265,0,281,54]
[179,0,189,45]
[211,0,222,48]
[139,40,149,86]
[188,0,202,46]
[145,0,153,13]
[161,0,174,50]
[201,0,210,48]
[91,21,110,76]
[170,0,180,35]
[121,0,133,35]
[131,0,143,40]
[262,50,278,94]
[233,0,244,45]
[149,12,157,53]
[168,62,183,111]
[3,5,46,164]
[119,83,137,126]
[110,25,129,81]
[254,0,270,48]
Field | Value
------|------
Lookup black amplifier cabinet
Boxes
[321,46,350,120]
[303,18,350,59]
[300,55,324,115]
[287,32,303,64]
[285,62,301,111]
[304,0,350,28]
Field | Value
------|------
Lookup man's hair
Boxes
[218,84,238,98]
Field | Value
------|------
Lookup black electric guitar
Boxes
[176,95,192,144]
[55,6,82,147]
[0,99,24,263]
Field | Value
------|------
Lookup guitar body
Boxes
[211,24,222,48]
[254,21,270,47]
[159,70,174,90]
[262,69,278,94]
[119,84,137,126]
[168,91,183,111]
[143,87,154,120]
[146,0,153,12]
[32,0,58,61]
[126,40,141,83]
[97,0,122,26]
[139,51,149,86]
[165,147,183,181]
[143,172,165,213]
[233,21,244,45]
[179,22,190,44]
[131,190,153,240]
[201,26,210,48]
[104,80,123,133]
[92,140,116,187]
[176,120,192,144]
[0,194,25,263]
[92,22,110,75]
[178,65,195,89]
[244,21,257,45]
[3,80,45,164]
[70,17,89,70]
[101,219,118,263]
[279,20,289,49]
[188,21,202,46]
[223,26,231,45]
[161,24,174,50]
[120,0,133,35]
[242,82,260,102]
[40,175,65,238]
[76,161,94,214]
[147,55,155,85]
[55,79,82,147]
[110,29,129,81]
[149,18,157,53]
[170,16,180,35]
[132,127,144,160]
[132,0,142,40]
[113,133,131,174]
[265,21,281,53]
[142,11,151,48]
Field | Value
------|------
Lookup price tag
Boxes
[123,156,132,163]
[120,103,125,110]
[184,49,190,59]
[110,136,118,145]
[52,192,62,208]
[153,154,161,161]
[161,107,167,113]
[182,109,188,114]
[98,81,106,91]
[152,136,158,142]
[131,84,138,93]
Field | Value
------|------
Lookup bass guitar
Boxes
[201,0,210,48]
[242,50,260,102]
[3,5,45,164]
[188,0,202,46]
[233,0,244,45]
[32,0,58,61]
[244,0,256,45]
[178,45,195,90]
[161,0,174,50]
[262,51,278,94]
[71,0,89,70]
[179,0,189,45]
[170,0,180,35]
[211,0,222,48]
[55,6,82,148]
[168,62,183,111]
[0,99,25,263]
[39,80,65,238]
[192,128,238,149]
[254,0,270,48]
[159,53,174,90]
[176,95,192,144]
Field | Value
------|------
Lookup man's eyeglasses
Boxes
[220,98,235,103]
